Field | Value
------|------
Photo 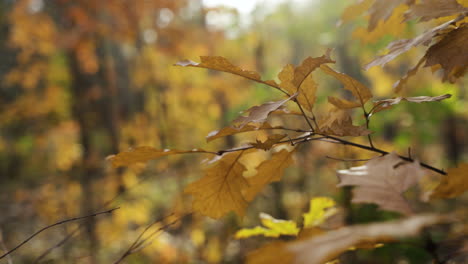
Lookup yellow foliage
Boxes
[303,197,337,228]
[235,213,299,238]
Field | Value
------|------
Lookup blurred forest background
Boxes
[0,0,467,263]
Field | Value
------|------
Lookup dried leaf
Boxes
[353,4,408,44]
[245,149,294,201]
[337,152,425,215]
[321,65,372,106]
[372,94,451,113]
[232,93,297,128]
[303,197,337,228]
[292,52,335,88]
[365,15,464,70]
[318,109,371,137]
[250,134,287,151]
[175,56,277,87]
[279,53,333,111]
[367,0,408,31]
[235,213,299,239]
[108,147,207,168]
[206,123,281,142]
[404,0,467,22]
[393,58,425,93]
[289,214,446,264]
[424,25,468,82]
[431,163,468,199]
[328,96,362,109]
[339,0,373,25]
[184,150,253,219]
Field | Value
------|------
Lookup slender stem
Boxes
[0,207,120,260]
[295,99,316,132]
[324,135,446,175]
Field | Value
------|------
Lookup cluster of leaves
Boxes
[342,0,468,91]
[109,46,467,262]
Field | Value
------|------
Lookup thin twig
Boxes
[33,227,81,264]
[113,213,189,264]
[323,135,446,175]
[0,207,119,260]
[0,228,13,264]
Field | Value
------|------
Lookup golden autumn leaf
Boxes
[404,0,467,22]
[303,197,337,228]
[278,53,333,111]
[327,96,361,109]
[206,123,283,142]
[175,56,277,87]
[250,134,287,151]
[288,214,446,264]
[235,213,299,239]
[232,93,297,128]
[339,0,373,25]
[371,94,451,114]
[424,25,468,82]
[431,163,468,199]
[184,150,253,219]
[365,15,465,70]
[318,109,371,137]
[320,65,372,107]
[108,146,208,167]
[367,0,408,31]
[244,149,295,201]
[337,152,425,215]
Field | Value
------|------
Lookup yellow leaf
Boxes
[321,65,373,106]
[244,149,295,201]
[303,197,337,228]
[107,147,207,168]
[431,163,468,199]
[235,213,299,239]
[353,4,407,44]
[184,150,253,219]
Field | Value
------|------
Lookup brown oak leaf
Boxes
[321,65,372,107]
[365,15,465,70]
[244,149,294,201]
[288,214,446,264]
[232,93,297,128]
[175,56,277,87]
[206,123,283,142]
[250,134,287,151]
[337,152,425,215]
[404,0,467,22]
[184,150,254,219]
[424,25,468,82]
[318,109,371,137]
[371,94,451,114]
